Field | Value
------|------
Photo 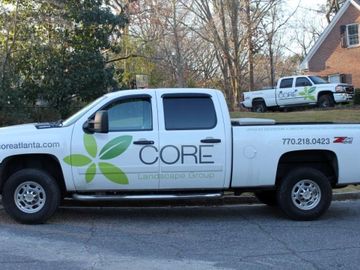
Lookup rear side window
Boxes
[280,78,293,88]
[163,96,217,130]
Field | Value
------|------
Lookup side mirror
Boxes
[83,110,109,134]
[93,110,109,133]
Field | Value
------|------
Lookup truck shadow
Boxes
[53,203,353,224]
[0,202,354,225]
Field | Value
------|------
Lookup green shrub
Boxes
[354,88,360,105]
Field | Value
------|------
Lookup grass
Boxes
[230,108,360,123]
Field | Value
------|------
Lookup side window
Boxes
[163,96,217,130]
[104,97,152,131]
[295,77,312,87]
[279,78,293,88]
[347,24,359,47]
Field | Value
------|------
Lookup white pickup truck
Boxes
[0,88,359,224]
[242,75,354,112]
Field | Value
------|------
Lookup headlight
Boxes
[335,85,345,92]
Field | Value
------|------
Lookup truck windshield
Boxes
[309,76,328,84]
[62,96,107,127]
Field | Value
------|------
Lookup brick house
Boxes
[300,0,360,88]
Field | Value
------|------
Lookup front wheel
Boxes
[277,168,332,221]
[318,94,335,108]
[2,169,61,224]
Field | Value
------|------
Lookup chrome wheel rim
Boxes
[14,181,46,214]
[291,180,321,210]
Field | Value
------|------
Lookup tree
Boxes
[122,0,197,88]
[288,6,325,61]
[0,0,128,118]
[325,0,346,23]
[260,0,296,87]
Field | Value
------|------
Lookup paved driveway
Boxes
[0,201,360,270]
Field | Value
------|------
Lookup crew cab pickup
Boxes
[0,88,359,224]
[242,75,354,112]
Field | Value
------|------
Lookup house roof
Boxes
[300,0,360,70]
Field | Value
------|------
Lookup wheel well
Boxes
[252,98,266,106]
[318,91,333,99]
[0,154,66,196]
[276,150,338,187]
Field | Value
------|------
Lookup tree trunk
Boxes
[245,0,254,91]
[269,41,275,87]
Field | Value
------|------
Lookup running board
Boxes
[72,193,223,202]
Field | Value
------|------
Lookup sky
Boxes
[284,0,329,55]
[288,0,327,10]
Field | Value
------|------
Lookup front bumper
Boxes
[334,93,353,103]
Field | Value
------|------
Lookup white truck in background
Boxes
[241,75,354,112]
[0,88,360,224]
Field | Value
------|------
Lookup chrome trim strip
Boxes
[72,193,223,202]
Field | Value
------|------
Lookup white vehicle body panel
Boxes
[0,124,75,190]
[231,124,360,187]
[242,88,277,108]
[0,88,358,195]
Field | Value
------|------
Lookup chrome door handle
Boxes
[201,138,221,143]
[133,140,154,145]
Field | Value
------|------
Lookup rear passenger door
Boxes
[276,78,296,106]
[157,91,227,189]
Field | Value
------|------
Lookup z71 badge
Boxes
[333,137,353,144]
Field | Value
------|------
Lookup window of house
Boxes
[328,74,347,84]
[347,24,359,47]
[328,74,341,83]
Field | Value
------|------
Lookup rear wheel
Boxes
[2,169,61,224]
[277,167,332,220]
[318,94,335,108]
[252,101,267,113]
[254,190,277,206]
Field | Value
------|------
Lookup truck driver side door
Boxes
[70,93,160,191]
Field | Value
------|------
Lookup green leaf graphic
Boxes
[308,87,316,94]
[299,92,305,96]
[63,154,92,166]
[85,163,96,183]
[308,95,316,101]
[84,134,97,158]
[99,162,129,184]
[99,135,132,160]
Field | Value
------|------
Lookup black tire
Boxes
[277,167,332,221]
[2,169,61,224]
[251,101,267,113]
[318,94,335,108]
[254,190,277,206]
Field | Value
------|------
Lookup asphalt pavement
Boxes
[1,200,360,270]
